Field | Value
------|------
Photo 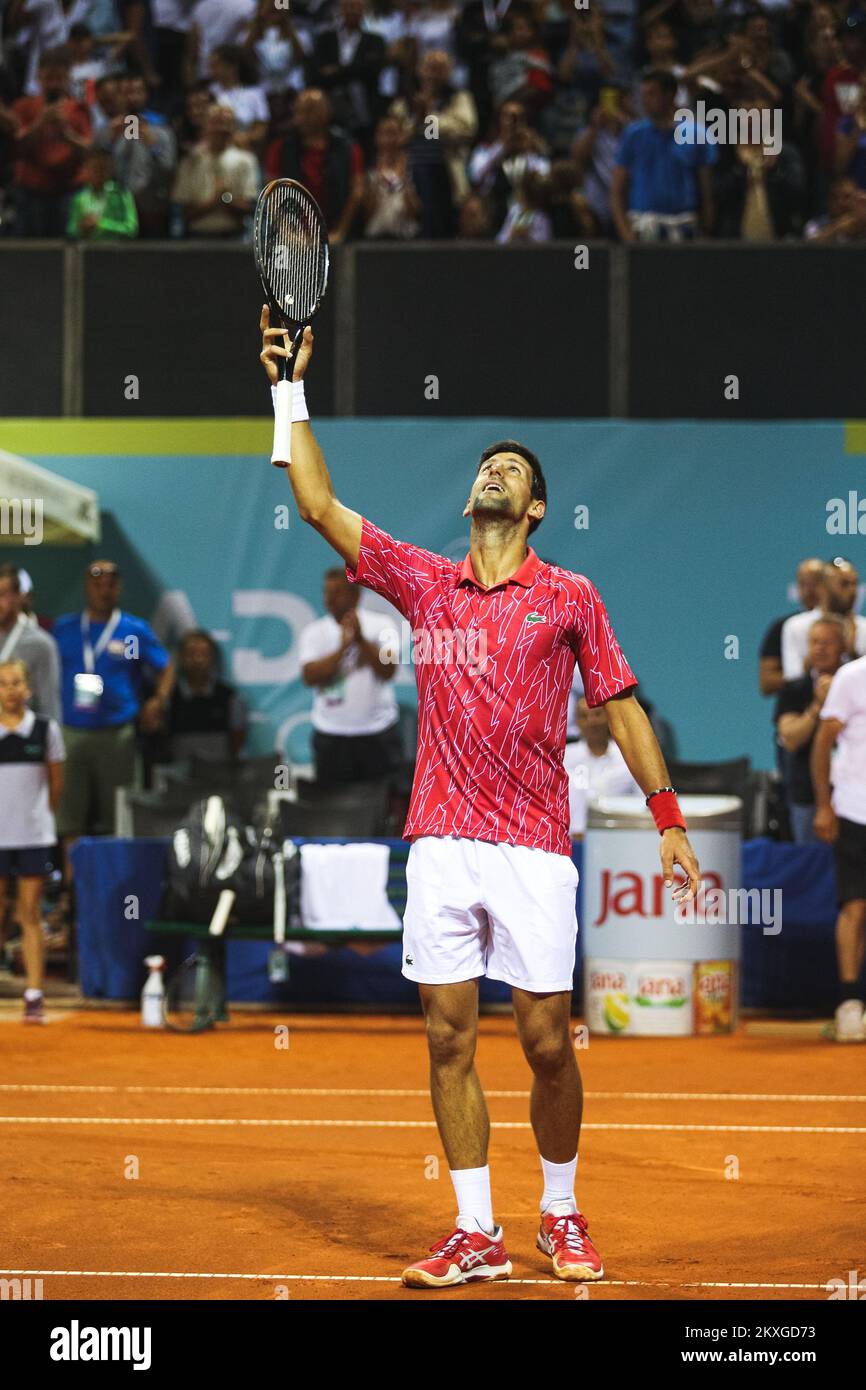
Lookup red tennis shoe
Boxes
[537,1205,604,1281]
[402,1221,512,1288]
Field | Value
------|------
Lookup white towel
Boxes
[299,843,401,930]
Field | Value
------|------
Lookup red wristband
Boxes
[647,790,686,834]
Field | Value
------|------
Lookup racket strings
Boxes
[262,184,327,322]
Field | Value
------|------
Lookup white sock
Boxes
[540,1154,578,1213]
[450,1165,495,1235]
[24,988,42,1002]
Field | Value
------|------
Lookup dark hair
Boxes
[178,628,222,670]
[641,66,677,97]
[0,564,21,593]
[69,22,92,40]
[477,440,547,535]
[212,43,258,85]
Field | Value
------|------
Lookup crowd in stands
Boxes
[3,0,866,242]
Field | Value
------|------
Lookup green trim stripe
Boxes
[0,420,271,456]
[844,422,866,454]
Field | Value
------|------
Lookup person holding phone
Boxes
[11,46,92,236]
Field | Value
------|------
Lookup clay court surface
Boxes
[1,1006,862,1302]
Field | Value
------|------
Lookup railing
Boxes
[0,240,862,419]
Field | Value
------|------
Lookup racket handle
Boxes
[271,379,292,467]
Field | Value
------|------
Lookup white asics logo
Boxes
[458,1243,498,1270]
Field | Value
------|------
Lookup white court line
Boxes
[1,1116,864,1133]
[0,1084,864,1102]
[0,1268,829,1291]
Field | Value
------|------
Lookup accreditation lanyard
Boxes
[0,615,26,663]
[81,608,122,673]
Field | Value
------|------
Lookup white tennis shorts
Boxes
[402,836,579,993]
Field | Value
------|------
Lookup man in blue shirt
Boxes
[53,560,173,843]
[611,67,716,241]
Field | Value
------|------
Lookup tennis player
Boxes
[260,308,701,1288]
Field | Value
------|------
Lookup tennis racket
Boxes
[253,178,330,466]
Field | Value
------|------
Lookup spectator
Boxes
[819,9,866,177]
[782,558,866,679]
[456,0,519,134]
[66,145,138,237]
[496,165,552,242]
[189,0,258,81]
[363,113,421,237]
[207,42,268,155]
[67,23,115,102]
[16,569,53,632]
[804,173,866,240]
[610,67,715,241]
[489,10,554,114]
[550,8,615,152]
[152,0,198,111]
[0,658,65,1025]
[775,614,846,843]
[12,46,92,236]
[812,651,866,1041]
[173,78,211,156]
[98,72,177,235]
[563,695,642,839]
[714,96,805,239]
[571,84,633,233]
[638,18,694,113]
[792,3,841,207]
[88,71,125,136]
[243,0,311,130]
[307,0,386,148]
[171,102,258,237]
[457,189,492,237]
[7,0,70,96]
[834,81,866,188]
[468,98,550,235]
[53,559,172,845]
[547,155,595,237]
[405,0,461,69]
[162,629,247,762]
[390,49,477,236]
[264,88,364,244]
[299,567,402,789]
[0,566,61,721]
[759,556,824,696]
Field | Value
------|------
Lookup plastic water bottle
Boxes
[141,955,165,1028]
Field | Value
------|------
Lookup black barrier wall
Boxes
[0,242,863,418]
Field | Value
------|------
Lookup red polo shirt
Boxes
[348,518,637,855]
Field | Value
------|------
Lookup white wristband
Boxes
[291,379,309,423]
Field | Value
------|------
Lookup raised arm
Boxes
[259,306,363,568]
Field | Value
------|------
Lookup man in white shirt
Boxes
[299,567,402,788]
[782,558,866,679]
[171,103,259,236]
[563,695,642,838]
[812,653,866,1041]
